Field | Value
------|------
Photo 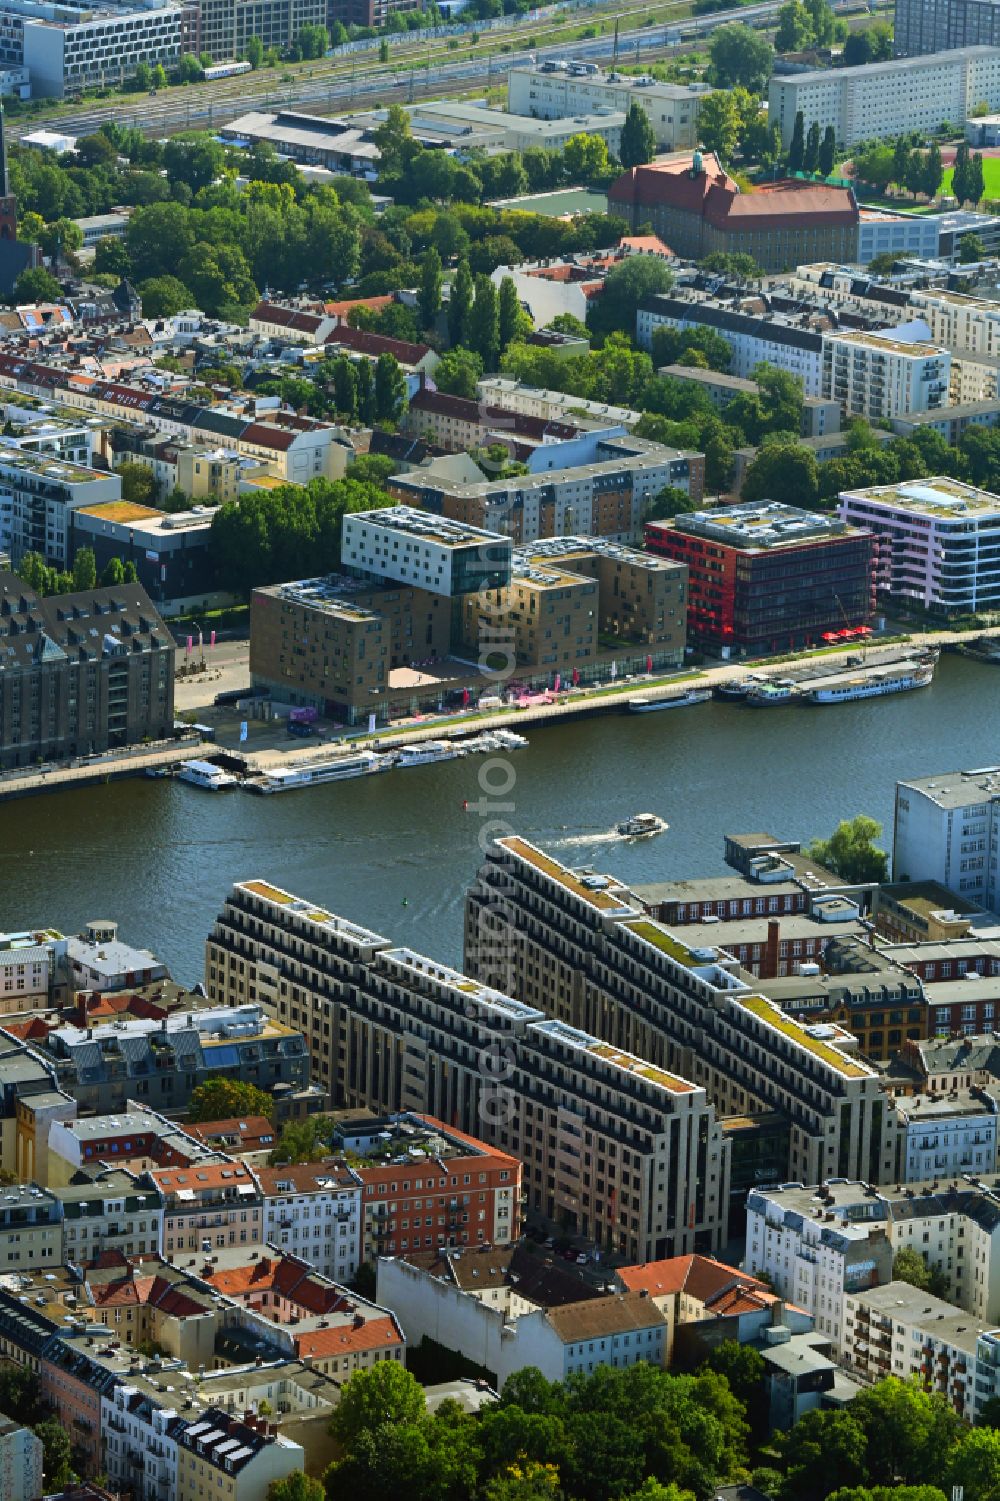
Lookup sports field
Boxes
[941,155,1000,200]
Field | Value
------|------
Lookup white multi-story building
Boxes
[342,507,512,598]
[844,1281,1000,1420]
[102,1382,181,1501]
[821,331,951,422]
[769,45,1000,150]
[744,1182,895,1352]
[637,294,825,395]
[378,1253,669,1389]
[0,928,63,1007]
[838,477,1000,616]
[894,766,1000,912]
[52,1167,164,1265]
[22,3,183,98]
[896,1090,999,1181]
[257,1163,362,1284]
[477,378,641,430]
[0,1415,42,1501]
[0,446,120,569]
[506,63,708,150]
[747,1179,1000,1341]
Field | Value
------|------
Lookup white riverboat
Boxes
[628,689,711,713]
[246,752,392,793]
[396,740,462,768]
[176,759,239,790]
[808,662,935,704]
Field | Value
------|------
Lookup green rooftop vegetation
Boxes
[735,994,870,1078]
[589,1042,693,1094]
[621,919,698,967]
[503,837,629,912]
[244,880,294,905]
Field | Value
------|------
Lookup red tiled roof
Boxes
[323,295,395,320]
[608,157,857,232]
[409,388,480,421]
[151,1162,257,1193]
[239,422,297,452]
[187,1116,275,1148]
[296,1314,401,1358]
[324,324,431,364]
[618,1254,763,1301]
[251,301,324,333]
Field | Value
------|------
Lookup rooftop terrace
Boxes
[500,837,637,914]
[733,994,873,1078]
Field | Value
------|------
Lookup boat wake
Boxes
[549,830,625,848]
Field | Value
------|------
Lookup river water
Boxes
[3,653,999,986]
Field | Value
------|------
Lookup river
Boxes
[3,652,999,985]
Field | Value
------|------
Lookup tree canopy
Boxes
[186,1076,275,1123]
[807,815,889,883]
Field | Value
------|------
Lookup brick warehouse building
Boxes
[645,501,875,656]
[608,152,860,273]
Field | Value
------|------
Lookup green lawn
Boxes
[942,157,1000,200]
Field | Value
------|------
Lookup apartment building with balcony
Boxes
[21,3,183,98]
[896,1090,999,1182]
[256,1162,362,1284]
[176,1406,302,1501]
[146,1162,262,1257]
[747,1178,1000,1343]
[0,1182,62,1268]
[52,1168,164,1266]
[0,443,119,571]
[465,837,898,1197]
[843,1281,1000,1418]
[637,293,826,394]
[204,879,731,1262]
[0,571,175,771]
[820,331,951,423]
[336,1113,522,1267]
[39,1005,309,1117]
[838,477,1000,617]
[102,1382,182,1501]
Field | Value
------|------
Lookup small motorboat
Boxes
[616,812,667,838]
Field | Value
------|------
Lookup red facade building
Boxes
[646,501,875,655]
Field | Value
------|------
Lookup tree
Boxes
[893,136,911,193]
[849,1377,961,1489]
[646,484,698,522]
[35,1419,73,1491]
[469,276,500,372]
[134,60,152,89]
[187,1077,274,1123]
[246,34,264,67]
[447,257,474,348]
[619,102,657,169]
[374,352,407,425]
[741,434,818,507]
[968,150,986,206]
[138,275,192,317]
[0,1365,41,1425]
[892,1247,951,1299]
[101,557,125,587]
[852,144,894,193]
[697,93,741,163]
[787,111,805,175]
[819,125,837,178]
[922,141,943,201]
[117,461,159,506]
[776,0,812,51]
[267,1476,324,1501]
[952,140,972,205]
[498,276,524,354]
[268,1117,330,1165]
[418,246,442,330]
[72,548,97,592]
[779,1409,869,1501]
[945,1429,1000,1501]
[807,814,889,884]
[329,1362,426,1448]
[123,561,138,584]
[151,63,168,88]
[803,121,821,174]
[12,266,61,304]
[708,24,774,93]
[588,255,673,341]
[372,104,418,182]
[959,230,986,263]
[430,347,482,400]
[176,52,204,82]
[562,133,612,187]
